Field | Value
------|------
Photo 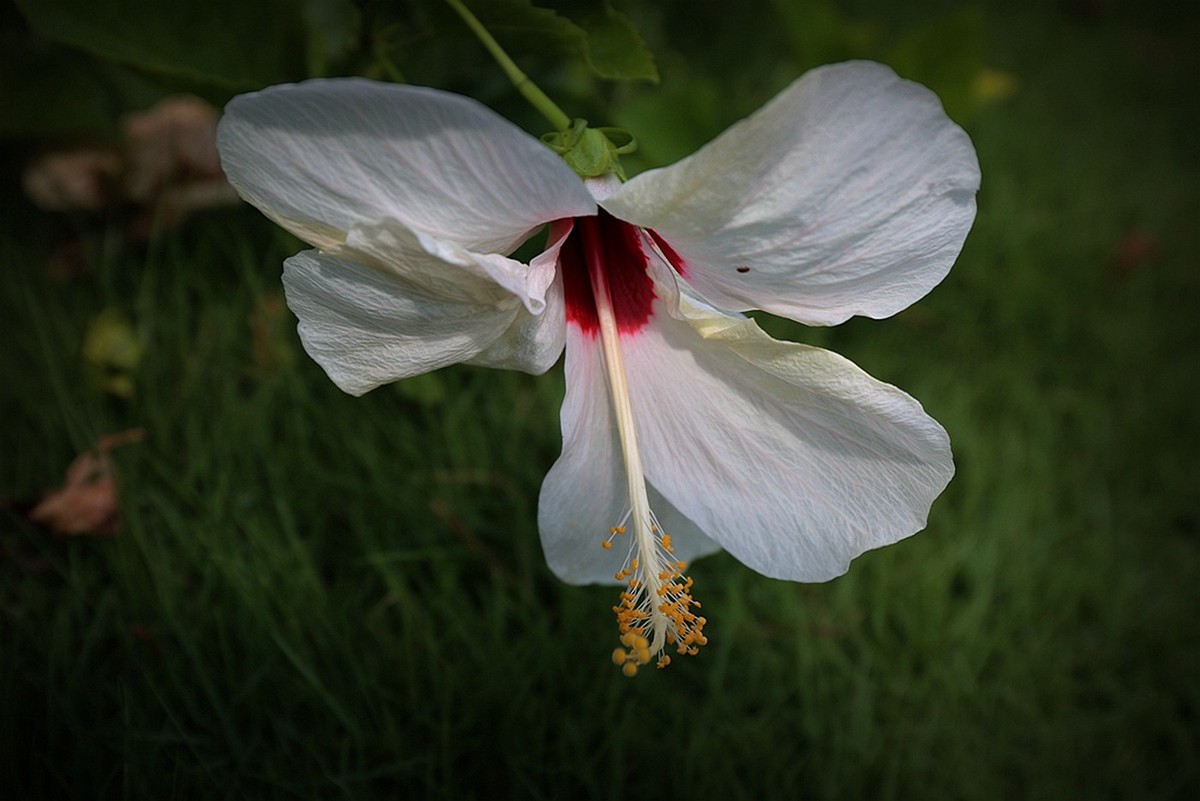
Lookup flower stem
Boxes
[444,0,572,131]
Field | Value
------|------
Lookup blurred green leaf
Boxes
[302,0,361,76]
[885,7,987,122]
[0,45,118,140]
[473,0,657,82]
[573,2,658,82]
[13,0,304,88]
[768,0,879,68]
[393,372,449,407]
[613,75,721,170]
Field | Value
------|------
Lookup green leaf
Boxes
[573,2,658,83]
[471,0,584,62]
[13,0,305,89]
[471,0,657,83]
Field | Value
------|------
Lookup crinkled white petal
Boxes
[465,277,563,375]
[218,78,596,253]
[538,326,721,585]
[620,295,954,581]
[604,61,980,325]
[346,218,552,315]
[466,224,571,375]
[282,223,532,394]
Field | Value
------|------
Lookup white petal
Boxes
[538,327,720,585]
[347,218,552,315]
[605,61,980,325]
[467,222,572,374]
[218,78,595,253]
[467,267,563,375]
[282,229,526,395]
[620,295,954,581]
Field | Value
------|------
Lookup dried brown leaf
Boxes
[28,429,144,537]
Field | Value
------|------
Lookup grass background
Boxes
[2,1,1198,799]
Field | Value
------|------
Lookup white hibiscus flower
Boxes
[217,61,980,674]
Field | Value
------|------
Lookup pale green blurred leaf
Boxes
[83,309,143,398]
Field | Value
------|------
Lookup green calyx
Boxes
[443,1,635,181]
[542,120,637,181]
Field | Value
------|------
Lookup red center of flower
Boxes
[560,210,657,337]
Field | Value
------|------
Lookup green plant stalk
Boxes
[445,0,572,131]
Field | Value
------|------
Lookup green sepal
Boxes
[542,120,636,180]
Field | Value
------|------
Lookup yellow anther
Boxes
[606,517,707,676]
[601,540,613,550]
